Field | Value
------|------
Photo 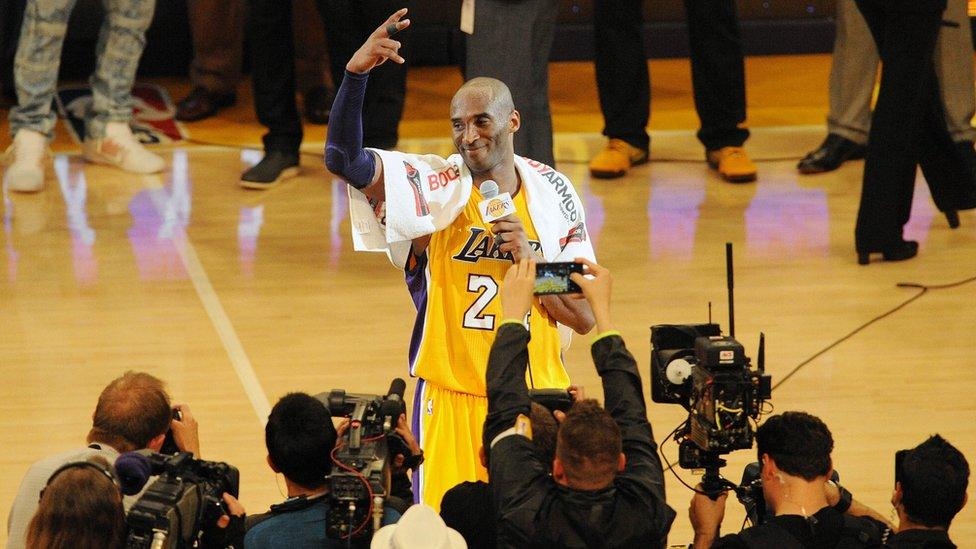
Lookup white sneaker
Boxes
[3,129,48,193]
[83,122,165,174]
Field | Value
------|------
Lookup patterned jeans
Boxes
[9,0,156,139]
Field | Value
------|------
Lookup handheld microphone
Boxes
[478,180,516,223]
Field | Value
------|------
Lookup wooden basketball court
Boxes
[1,54,974,544]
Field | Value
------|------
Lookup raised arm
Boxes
[324,8,410,203]
[483,259,551,547]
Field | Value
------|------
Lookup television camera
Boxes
[650,243,772,498]
[124,452,239,549]
[316,378,407,542]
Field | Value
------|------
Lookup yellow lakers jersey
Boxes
[406,185,569,395]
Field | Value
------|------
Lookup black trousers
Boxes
[248,0,408,154]
[465,0,558,167]
[1,0,26,100]
[593,0,749,152]
[321,0,409,150]
[854,0,974,250]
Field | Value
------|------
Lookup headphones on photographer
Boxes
[40,459,121,502]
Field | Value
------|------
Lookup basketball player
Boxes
[325,9,596,510]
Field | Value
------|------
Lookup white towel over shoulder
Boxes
[348,149,595,269]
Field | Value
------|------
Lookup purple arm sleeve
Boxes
[325,71,376,189]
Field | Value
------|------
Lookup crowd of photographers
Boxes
[6,259,970,549]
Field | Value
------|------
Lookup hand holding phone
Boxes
[533,262,583,295]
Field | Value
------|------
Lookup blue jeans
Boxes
[9,0,156,139]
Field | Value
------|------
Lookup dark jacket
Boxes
[886,529,955,549]
[482,324,676,548]
[712,506,886,549]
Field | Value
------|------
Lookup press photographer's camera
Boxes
[318,379,407,541]
[125,452,239,549]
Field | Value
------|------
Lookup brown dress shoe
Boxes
[589,139,649,179]
[706,146,757,183]
[176,87,237,122]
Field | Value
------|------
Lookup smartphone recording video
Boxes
[533,262,583,295]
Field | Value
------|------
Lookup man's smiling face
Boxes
[450,85,518,175]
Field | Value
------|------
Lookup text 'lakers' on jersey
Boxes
[406,186,569,395]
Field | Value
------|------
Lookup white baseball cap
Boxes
[370,503,467,549]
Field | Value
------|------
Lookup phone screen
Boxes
[533,262,583,295]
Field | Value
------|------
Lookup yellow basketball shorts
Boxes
[411,379,488,511]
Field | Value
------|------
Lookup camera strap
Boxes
[269,493,328,514]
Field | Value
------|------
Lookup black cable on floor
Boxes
[772,273,976,391]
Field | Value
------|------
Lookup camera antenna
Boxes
[708,302,712,324]
[758,332,765,374]
[726,242,735,338]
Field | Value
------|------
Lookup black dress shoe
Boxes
[176,87,237,122]
[303,85,336,125]
[797,134,867,174]
[240,151,300,189]
[857,240,918,265]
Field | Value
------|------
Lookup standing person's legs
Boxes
[593,0,648,151]
[936,0,976,144]
[319,0,358,99]
[588,0,649,178]
[1,0,27,103]
[854,0,943,259]
[360,0,410,150]
[798,0,874,174]
[187,0,244,95]
[241,0,302,187]
[466,0,556,166]
[683,0,748,151]
[9,0,78,137]
[293,0,333,124]
[826,0,877,144]
[82,0,165,173]
[4,0,75,192]
[684,0,755,182]
[177,0,243,120]
[87,0,157,138]
[524,0,556,166]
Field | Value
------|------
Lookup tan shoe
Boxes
[706,146,757,183]
[589,139,649,179]
[3,129,49,193]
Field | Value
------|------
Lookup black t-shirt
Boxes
[440,481,496,549]
[713,506,885,549]
[886,529,955,549]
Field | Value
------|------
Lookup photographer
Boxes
[482,258,675,548]
[440,402,559,549]
[886,434,968,548]
[26,456,125,549]
[245,392,400,548]
[6,371,200,549]
[689,411,887,548]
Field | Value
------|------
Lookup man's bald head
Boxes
[451,77,515,119]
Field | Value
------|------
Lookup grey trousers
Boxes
[827,0,975,144]
[9,0,156,139]
[465,0,557,167]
